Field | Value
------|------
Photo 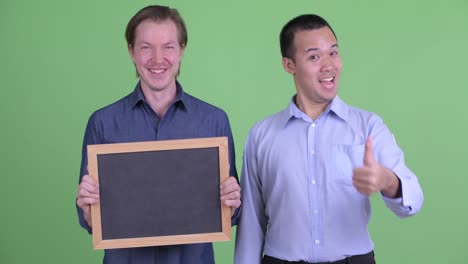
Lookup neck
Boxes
[141,83,178,119]
[295,95,330,120]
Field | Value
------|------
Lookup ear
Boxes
[179,44,186,59]
[128,45,136,62]
[282,57,295,75]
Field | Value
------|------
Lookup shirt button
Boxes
[312,180,316,185]
[315,240,320,244]
[310,149,315,155]
[314,209,318,214]
[311,123,316,127]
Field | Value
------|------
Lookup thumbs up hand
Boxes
[352,137,400,197]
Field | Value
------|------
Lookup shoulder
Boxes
[339,100,391,138]
[87,92,133,123]
[248,110,286,141]
[183,92,229,120]
[341,101,385,129]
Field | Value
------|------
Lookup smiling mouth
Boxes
[319,76,337,90]
[320,77,334,83]
[148,68,166,74]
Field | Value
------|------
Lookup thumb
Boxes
[363,137,376,166]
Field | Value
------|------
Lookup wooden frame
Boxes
[87,137,231,250]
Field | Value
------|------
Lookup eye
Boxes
[165,46,174,50]
[309,55,319,60]
[330,50,339,56]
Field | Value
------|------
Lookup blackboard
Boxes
[87,137,231,249]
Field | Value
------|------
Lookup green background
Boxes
[1,0,467,263]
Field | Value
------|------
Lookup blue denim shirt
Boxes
[77,81,238,264]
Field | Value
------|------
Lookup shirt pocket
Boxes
[331,144,365,186]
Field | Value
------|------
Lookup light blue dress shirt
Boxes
[234,96,423,263]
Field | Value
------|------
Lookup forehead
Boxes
[134,19,179,42]
[293,27,338,50]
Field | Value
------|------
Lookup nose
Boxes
[321,57,334,72]
[151,48,164,63]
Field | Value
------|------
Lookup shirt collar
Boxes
[127,80,189,111]
[281,95,349,127]
[328,95,349,122]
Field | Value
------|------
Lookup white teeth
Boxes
[322,77,333,82]
[149,69,164,74]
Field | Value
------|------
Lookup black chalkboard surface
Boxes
[87,137,231,249]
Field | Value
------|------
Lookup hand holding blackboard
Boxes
[86,137,232,249]
[220,176,241,216]
[77,174,99,227]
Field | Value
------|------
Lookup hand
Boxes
[352,137,399,197]
[76,174,99,227]
[220,176,241,216]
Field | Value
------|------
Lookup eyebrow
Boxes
[136,41,152,46]
[163,41,177,46]
[305,43,339,53]
[136,41,177,46]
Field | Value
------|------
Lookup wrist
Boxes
[381,168,400,198]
